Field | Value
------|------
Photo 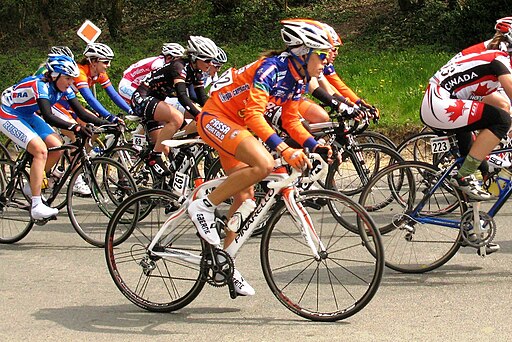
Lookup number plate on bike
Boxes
[430,136,450,154]
[132,134,146,148]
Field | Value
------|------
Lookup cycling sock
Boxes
[31,196,42,208]
[458,154,483,178]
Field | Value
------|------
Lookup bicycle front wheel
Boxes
[0,159,34,243]
[67,157,137,247]
[260,189,384,322]
[105,189,205,312]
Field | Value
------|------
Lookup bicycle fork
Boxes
[282,188,325,261]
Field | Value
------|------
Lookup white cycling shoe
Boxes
[232,269,255,296]
[31,202,58,220]
[188,198,220,245]
[73,174,92,196]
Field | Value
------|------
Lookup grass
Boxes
[0,41,455,142]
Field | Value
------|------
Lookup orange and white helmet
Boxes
[280,19,333,50]
[323,23,342,47]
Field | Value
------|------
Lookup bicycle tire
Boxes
[355,131,396,149]
[105,189,206,312]
[260,189,384,321]
[67,157,137,247]
[0,159,34,243]
[106,145,157,191]
[358,161,464,273]
[325,142,404,197]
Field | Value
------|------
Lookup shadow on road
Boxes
[32,304,331,335]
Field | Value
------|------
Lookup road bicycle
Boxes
[358,133,512,273]
[0,127,137,247]
[105,153,384,322]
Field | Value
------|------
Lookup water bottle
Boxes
[47,166,64,189]
[90,146,102,157]
[488,168,512,197]
[226,199,256,233]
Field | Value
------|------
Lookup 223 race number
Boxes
[430,136,450,154]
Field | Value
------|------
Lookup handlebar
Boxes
[267,153,328,189]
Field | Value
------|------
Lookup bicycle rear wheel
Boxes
[358,161,464,273]
[105,189,205,312]
[260,189,384,321]
[0,160,34,243]
[67,157,137,247]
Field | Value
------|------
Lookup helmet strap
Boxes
[287,48,313,82]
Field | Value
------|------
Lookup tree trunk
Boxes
[39,0,51,39]
[107,0,123,40]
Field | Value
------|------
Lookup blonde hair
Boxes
[488,31,508,50]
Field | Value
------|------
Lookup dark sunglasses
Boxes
[98,59,111,65]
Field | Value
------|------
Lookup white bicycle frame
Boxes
[146,153,329,264]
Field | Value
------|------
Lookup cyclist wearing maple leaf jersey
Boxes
[420,49,512,201]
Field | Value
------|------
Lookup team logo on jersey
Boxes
[445,99,467,122]
[2,121,27,143]
[205,118,231,141]
[444,72,478,91]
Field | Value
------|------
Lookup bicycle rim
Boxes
[359,161,464,273]
[0,160,34,243]
[67,157,137,247]
[260,189,384,321]
[105,189,205,312]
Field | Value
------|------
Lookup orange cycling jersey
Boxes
[73,64,112,90]
[203,53,317,151]
[323,64,359,103]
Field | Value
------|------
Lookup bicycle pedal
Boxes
[32,215,57,226]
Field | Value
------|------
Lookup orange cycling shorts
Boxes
[197,111,254,171]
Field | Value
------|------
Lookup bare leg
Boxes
[153,102,184,153]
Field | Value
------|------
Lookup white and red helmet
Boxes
[495,17,512,43]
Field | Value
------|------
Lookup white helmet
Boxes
[83,43,114,60]
[162,43,185,57]
[187,36,218,61]
[213,47,227,65]
[48,46,74,59]
[280,19,332,50]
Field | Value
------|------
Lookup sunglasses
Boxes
[313,50,329,61]
[98,59,111,65]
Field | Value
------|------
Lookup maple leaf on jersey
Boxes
[445,99,466,122]
[473,83,490,96]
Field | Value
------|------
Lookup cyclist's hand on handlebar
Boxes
[339,103,365,121]
[281,147,311,171]
[313,144,334,164]
[71,124,93,139]
[356,99,380,121]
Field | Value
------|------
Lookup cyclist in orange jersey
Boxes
[74,43,130,124]
[187,19,334,296]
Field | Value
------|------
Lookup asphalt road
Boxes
[1,208,512,342]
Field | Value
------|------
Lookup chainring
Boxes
[460,209,496,248]
[200,248,234,287]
